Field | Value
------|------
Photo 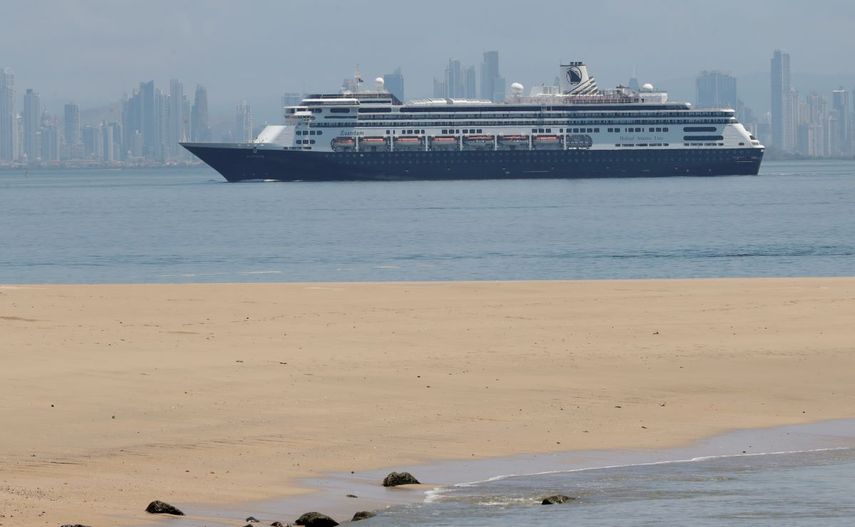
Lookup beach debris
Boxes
[246,517,260,523]
[294,511,338,526]
[541,494,576,505]
[346,493,358,498]
[60,524,92,527]
[351,511,376,521]
[382,471,420,487]
[145,500,184,515]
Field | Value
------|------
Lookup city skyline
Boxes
[2,1,854,113]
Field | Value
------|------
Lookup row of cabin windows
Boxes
[608,127,671,133]
[441,128,484,134]
[296,139,316,145]
[529,127,601,134]
[389,129,427,135]
[297,130,322,136]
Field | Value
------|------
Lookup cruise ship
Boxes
[182,62,764,182]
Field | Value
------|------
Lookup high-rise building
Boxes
[191,85,211,142]
[383,69,404,102]
[432,78,447,98]
[480,51,505,102]
[0,68,16,161]
[696,71,738,110]
[235,100,253,142]
[771,49,794,151]
[23,88,41,162]
[445,59,464,98]
[40,118,60,162]
[63,102,81,160]
[166,79,185,159]
[139,80,159,159]
[831,89,850,156]
[464,66,477,99]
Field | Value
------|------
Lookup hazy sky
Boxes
[2,0,854,121]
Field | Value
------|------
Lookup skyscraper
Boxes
[191,85,210,142]
[831,89,850,156]
[23,88,41,162]
[771,50,793,151]
[139,80,158,159]
[445,59,464,98]
[166,79,185,159]
[480,51,505,102]
[383,68,404,102]
[235,100,253,142]
[0,68,16,161]
[63,102,81,160]
[696,71,738,110]
[464,66,477,99]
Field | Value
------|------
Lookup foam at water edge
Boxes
[422,446,853,503]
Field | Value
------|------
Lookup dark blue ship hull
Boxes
[181,143,764,182]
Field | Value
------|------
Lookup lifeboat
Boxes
[394,136,424,151]
[430,136,459,151]
[533,134,562,150]
[462,135,495,151]
[360,136,389,152]
[497,135,530,150]
[330,136,356,152]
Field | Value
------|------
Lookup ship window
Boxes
[310,140,316,144]
[595,128,600,133]
[330,108,351,113]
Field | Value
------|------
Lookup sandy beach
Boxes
[2,278,854,526]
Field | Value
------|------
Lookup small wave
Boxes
[425,446,854,503]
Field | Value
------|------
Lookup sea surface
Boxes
[1,159,854,283]
[365,447,855,527]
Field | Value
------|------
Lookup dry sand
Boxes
[1,278,854,526]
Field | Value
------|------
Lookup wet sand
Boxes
[2,278,854,525]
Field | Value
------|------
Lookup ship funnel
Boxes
[559,62,599,95]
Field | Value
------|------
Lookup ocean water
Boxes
[1,159,854,283]
[365,447,855,526]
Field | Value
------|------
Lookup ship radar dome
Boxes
[375,77,385,88]
[641,83,654,92]
[511,82,524,95]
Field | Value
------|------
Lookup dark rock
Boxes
[345,493,358,498]
[145,500,185,515]
[541,494,576,505]
[351,511,376,522]
[270,522,286,527]
[382,471,420,487]
[246,517,260,523]
[294,512,338,526]
[60,524,92,527]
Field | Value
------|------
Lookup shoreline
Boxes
[146,418,855,526]
[2,278,855,525]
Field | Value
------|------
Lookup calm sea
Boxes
[366,447,855,527]
[1,160,854,283]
